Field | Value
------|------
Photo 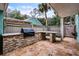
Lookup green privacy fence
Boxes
[0,10,4,35]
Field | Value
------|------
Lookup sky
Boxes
[8,3,55,18]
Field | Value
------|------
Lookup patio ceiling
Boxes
[49,3,79,17]
[0,3,8,14]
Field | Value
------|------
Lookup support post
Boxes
[37,32,46,40]
[31,24,33,28]
[60,17,64,41]
[50,33,56,43]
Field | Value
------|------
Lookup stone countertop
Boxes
[35,31,58,34]
[2,33,22,36]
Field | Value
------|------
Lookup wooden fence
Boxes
[4,18,75,37]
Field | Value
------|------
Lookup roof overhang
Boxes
[49,3,79,17]
[0,3,8,14]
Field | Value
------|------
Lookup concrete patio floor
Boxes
[4,37,79,56]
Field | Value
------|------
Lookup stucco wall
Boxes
[75,14,79,43]
[0,10,4,34]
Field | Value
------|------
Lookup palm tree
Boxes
[38,3,51,27]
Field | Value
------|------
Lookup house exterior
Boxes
[0,10,4,34]
[0,3,8,55]
[0,3,8,34]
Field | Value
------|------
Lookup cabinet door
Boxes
[0,10,4,34]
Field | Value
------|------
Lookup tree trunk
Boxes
[45,12,48,27]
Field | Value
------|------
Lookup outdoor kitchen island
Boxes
[36,31,58,43]
[2,32,41,55]
[2,30,59,55]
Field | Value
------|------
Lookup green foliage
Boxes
[8,9,27,20]
[48,15,60,26]
[64,15,75,25]
[71,15,75,24]
[38,3,51,13]
[37,18,46,25]
[38,3,51,26]
[37,15,60,26]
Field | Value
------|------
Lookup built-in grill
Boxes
[21,28,35,37]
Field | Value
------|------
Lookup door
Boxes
[0,10,4,35]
